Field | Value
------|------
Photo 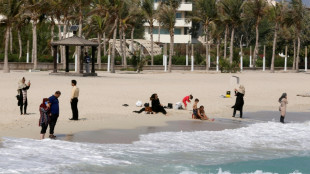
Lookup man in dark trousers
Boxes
[84,52,91,73]
[70,80,79,120]
[48,91,61,139]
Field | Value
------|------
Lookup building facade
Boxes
[143,0,193,44]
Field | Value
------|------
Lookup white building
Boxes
[143,0,192,44]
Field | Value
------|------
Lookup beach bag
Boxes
[175,102,182,109]
[136,101,143,107]
[168,103,173,109]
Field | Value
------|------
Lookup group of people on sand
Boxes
[17,77,80,139]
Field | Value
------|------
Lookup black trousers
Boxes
[280,116,285,123]
[233,107,243,118]
[71,98,79,120]
[20,99,28,114]
[41,124,48,134]
[154,107,167,115]
[49,114,59,134]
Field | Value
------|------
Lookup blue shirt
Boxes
[49,95,59,115]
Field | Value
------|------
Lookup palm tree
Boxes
[269,2,286,73]
[73,0,91,72]
[244,0,267,68]
[23,0,47,70]
[193,0,218,70]
[221,0,244,64]
[141,0,157,66]
[85,14,108,70]
[0,0,22,73]
[286,0,305,72]
[157,0,181,72]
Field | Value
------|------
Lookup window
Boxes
[176,13,182,19]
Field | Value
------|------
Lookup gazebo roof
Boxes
[51,36,99,46]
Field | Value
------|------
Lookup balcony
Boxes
[144,33,192,44]
[144,19,191,27]
[154,2,192,11]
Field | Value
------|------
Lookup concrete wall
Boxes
[0,62,290,71]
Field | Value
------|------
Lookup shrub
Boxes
[219,59,240,73]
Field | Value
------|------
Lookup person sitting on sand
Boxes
[39,98,50,140]
[279,93,288,123]
[133,103,153,114]
[150,94,167,115]
[182,94,193,110]
[232,85,245,118]
[192,98,199,119]
[197,106,214,121]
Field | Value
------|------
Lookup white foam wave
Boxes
[0,121,309,173]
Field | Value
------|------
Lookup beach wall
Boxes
[0,62,290,71]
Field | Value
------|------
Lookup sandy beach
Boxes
[0,70,310,141]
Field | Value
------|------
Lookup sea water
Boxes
[0,121,310,174]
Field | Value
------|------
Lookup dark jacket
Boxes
[49,95,60,115]
[232,91,244,110]
[151,99,162,112]
[18,86,30,106]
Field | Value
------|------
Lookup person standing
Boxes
[70,80,79,120]
[17,77,31,115]
[48,91,61,139]
[39,98,50,139]
[84,52,91,73]
[279,93,288,123]
[232,85,245,118]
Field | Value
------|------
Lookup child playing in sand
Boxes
[192,98,199,119]
[182,94,193,110]
[197,106,215,121]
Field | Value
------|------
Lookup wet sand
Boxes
[58,119,246,144]
[58,111,310,144]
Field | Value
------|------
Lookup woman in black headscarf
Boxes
[150,93,167,115]
[232,85,245,118]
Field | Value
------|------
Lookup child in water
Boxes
[183,94,193,110]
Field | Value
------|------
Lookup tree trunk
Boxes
[296,34,300,72]
[150,23,154,65]
[253,22,260,68]
[119,25,124,65]
[158,24,161,42]
[10,27,13,54]
[131,28,135,52]
[224,24,228,60]
[97,32,102,70]
[229,27,235,64]
[51,23,55,56]
[77,6,82,72]
[205,25,209,71]
[3,26,10,73]
[18,29,22,59]
[32,20,38,70]
[111,19,118,73]
[293,39,296,70]
[123,28,127,69]
[168,29,174,72]
[103,32,107,56]
[271,23,278,73]
[58,24,62,64]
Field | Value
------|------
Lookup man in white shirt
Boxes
[70,80,79,120]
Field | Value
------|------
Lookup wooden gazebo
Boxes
[50,35,99,76]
